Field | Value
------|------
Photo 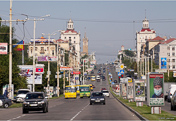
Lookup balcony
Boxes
[40,51,45,54]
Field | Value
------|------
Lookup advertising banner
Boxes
[116,85,120,93]
[161,58,167,69]
[134,79,145,102]
[18,65,44,84]
[0,43,8,54]
[127,82,133,99]
[38,56,57,61]
[60,66,73,71]
[122,83,127,97]
[147,73,164,106]
[173,71,176,77]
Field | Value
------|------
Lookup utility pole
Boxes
[0,0,27,99]
[57,41,60,97]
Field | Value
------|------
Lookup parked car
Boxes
[101,90,110,97]
[114,80,117,83]
[101,88,106,91]
[90,92,105,105]
[0,95,12,108]
[167,85,176,102]
[16,89,31,103]
[171,90,176,110]
[22,92,48,113]
[96,75,100,80]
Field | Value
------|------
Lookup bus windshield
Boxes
[65,87,76,92]
[80,87,90,92]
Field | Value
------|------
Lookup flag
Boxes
[13,40,24,51]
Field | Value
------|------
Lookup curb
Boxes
[111,91,148,121]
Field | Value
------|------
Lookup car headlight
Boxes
[23,101,29,104]
[38,101,45,104]
[91,98,95,100]
[100,98,104,100]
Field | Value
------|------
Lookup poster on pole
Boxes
[161,57,167,69]
[127,82,133,99]
[134,79,145,102]
[147,73,164,106]
[0,43,8,54]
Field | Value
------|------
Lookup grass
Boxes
[110,88,176,120]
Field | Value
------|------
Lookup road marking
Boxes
[8,114,25,121]
[70,103,89,121]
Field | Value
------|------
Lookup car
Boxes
[0,95,12,108]
[92,84,95,88]
[90,92,105,105]
[171,90,176,110]
[114,80,117,83]
[96,75,100,80]
[97,79,100,82]
[101,90,110,97]
[102,76,106,81]
[16,89,31,103]
[22,92,48,113]
[101,88,106,91]
[167,85,176,102]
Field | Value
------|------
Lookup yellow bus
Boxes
[65,85,77,99]
[80,85,91,98]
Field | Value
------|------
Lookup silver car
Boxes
[171,90,176,110]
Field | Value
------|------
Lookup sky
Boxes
[0,1,176,64]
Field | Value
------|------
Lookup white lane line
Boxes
[8,114,26,121]
[70,103,89,121]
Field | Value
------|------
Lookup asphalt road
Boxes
[0,64,140,120]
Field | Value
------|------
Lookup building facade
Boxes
[60,19,81,70]
[136,17,156,62]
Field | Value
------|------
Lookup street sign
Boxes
[120,64,124,69]
[60,66,73,71]
[120,70,124,74]
[118,72,121,76]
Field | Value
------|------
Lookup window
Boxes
[52,50,54,56]
[172,47,175,51]
[47,47,49,51]
[173,65,175,69]
[35,47,37,51]
[168,53,170,56]
[74,37,76,39]
[167,46,170,50]
[172,59,175,62]
[41,47,44,51]
[31,47,32,54]
[65,37,66,39]
[74,41,76,43]
[172,53,175,56]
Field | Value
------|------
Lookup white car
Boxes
[102,90,110,97]
[16,89,31,103]
[96,75,100,80]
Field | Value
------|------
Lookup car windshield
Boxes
[18,90,29,94]
[65,87,76,92]
[92,92,103,97]
[25,93,44,99]
[102,91,109,93]
[80,87,89,92]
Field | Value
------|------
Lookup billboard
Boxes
[161,57,167,69]
[122,83,127,97]
[147,73,164,106]
[60,66,73,71]
[134,79,145,102]
[127,82,133,99]
[38,56,57,61]
[18,65,44,84]
[0,43,8,54]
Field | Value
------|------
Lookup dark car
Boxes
[114,80,117,83]
[0,95,12,108]
[102,76,106,81]
[22,92,48,114]
[90,92,105,105]
[92,84,95,88]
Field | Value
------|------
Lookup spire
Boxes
[67,19,74,30]
[84,27,87,38]
[142,9,149,29]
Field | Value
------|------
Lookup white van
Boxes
[16,89,31,103]
[167,85,176,102]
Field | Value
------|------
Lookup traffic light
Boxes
[121,74,123,78]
